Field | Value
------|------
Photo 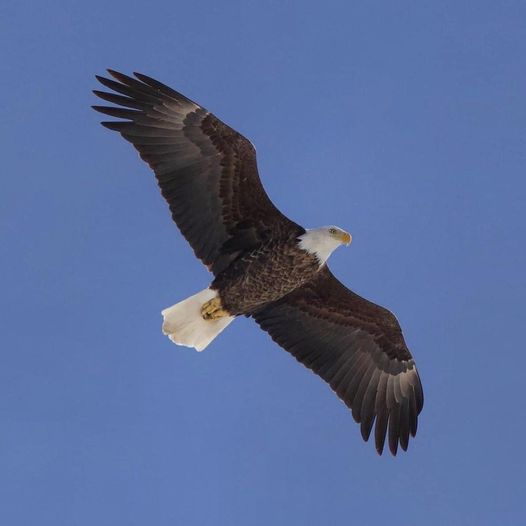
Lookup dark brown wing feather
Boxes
[93,70,301,274]
[252,266,423,456]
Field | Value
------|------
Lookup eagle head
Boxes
[298,226,352,265]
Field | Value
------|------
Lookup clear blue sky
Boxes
[2,1,525,524]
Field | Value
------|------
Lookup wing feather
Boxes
[93,70,301,274]
[360,368,381,441]
[253,266,423,456]
[388,400,401,456]
[374,373,390,454]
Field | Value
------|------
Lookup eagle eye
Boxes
[329,228,337,235]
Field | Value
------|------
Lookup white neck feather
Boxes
[298,228,342,266]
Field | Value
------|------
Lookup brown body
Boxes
[212,234,320,315]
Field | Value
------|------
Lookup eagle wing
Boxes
[93,70,301,274]
[252,266,424,455]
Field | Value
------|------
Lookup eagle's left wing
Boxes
[252,266,424,456]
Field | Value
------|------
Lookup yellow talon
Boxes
[201,297,229,320]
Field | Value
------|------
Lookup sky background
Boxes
[2,1,525,524]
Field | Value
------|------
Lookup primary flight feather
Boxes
[93,70,423,456]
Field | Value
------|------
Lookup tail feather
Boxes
[161,288,234,351]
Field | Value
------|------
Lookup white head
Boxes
[298,226,352,266]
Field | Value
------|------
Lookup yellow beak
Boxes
[341,232,352,245]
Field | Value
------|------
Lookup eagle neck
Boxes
[297,229,340,266]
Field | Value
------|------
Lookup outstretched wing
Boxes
[252,266,424,456]
[93,70,301,274]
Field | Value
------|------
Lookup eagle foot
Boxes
[201,297,229,320]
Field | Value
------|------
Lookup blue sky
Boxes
[2,1,525,524]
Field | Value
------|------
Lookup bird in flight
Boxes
[93,70,423,455]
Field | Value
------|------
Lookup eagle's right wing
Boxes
[93,70,302,275]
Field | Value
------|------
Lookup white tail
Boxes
[161,288,235,351]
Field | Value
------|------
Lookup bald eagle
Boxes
[93,70,423,456]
